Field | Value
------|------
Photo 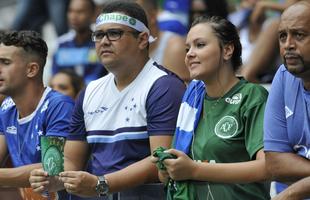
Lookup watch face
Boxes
[96,176,109,196]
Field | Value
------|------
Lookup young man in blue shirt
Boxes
[0,30,74,199]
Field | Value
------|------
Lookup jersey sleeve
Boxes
[67,89,87,140]
[45,95,75,138]
[244,96,267,159]
[146,75,186,136]
[0,97,12,135]
[264,66,291,153]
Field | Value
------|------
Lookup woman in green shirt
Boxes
[155,15,270,200]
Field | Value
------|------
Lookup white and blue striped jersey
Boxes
[68,59,186,175]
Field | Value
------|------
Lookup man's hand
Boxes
[272,176,310,200]
[150,156,169,184]
[272,189,299,200]
[29,168,63,193]
[59,171,98,197]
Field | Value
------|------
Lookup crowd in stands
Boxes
[0,0,309,199]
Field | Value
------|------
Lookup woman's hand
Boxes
[163,149,197,181]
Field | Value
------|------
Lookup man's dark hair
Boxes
[0,30,48,69]
[191,15,242,71]
[101,0,149,29]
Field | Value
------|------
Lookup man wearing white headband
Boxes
[29,1,185,200]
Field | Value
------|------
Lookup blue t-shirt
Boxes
[264,65,310,194]
[52,31,108,84]
[264,64,310,156]
[0,88,74,167]
[68,60,186,176]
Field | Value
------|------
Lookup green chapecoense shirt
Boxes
[191,79,270,200]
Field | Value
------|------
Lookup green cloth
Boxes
[153,146,176,170]
[153,147,195,200]
[166,179,195,200]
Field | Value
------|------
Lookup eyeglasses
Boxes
[91,29,138,42]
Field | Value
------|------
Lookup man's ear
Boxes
[138,32,149,50]
[223,43,234,61]
[26,62,40,78]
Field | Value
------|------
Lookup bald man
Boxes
[263,1,310,199]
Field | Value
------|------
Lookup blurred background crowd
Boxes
[0,0,296,88]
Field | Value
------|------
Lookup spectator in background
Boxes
[239,0,300,83]
[52,0,107,85]
[50,69,85,100]
[157,0,190,36]
[229,0,263,68]
[190,0,229,23]
[136,0,190,83]
[93,0,110,20]
[264,1,310,199]
[11,0,69,36]
[0,31,74,199]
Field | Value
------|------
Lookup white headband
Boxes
[95,12,156,43]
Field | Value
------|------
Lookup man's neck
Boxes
[113,56,149,91]
[13,85,45,119]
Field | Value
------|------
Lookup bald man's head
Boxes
[278,1,310,79]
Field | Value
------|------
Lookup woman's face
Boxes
[50,73,76,99]
[185,23,222,81]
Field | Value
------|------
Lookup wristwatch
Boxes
[95,175,109,197]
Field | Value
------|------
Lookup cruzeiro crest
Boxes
[214,116,238,138]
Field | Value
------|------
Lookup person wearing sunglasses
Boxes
[29,1,186,199]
